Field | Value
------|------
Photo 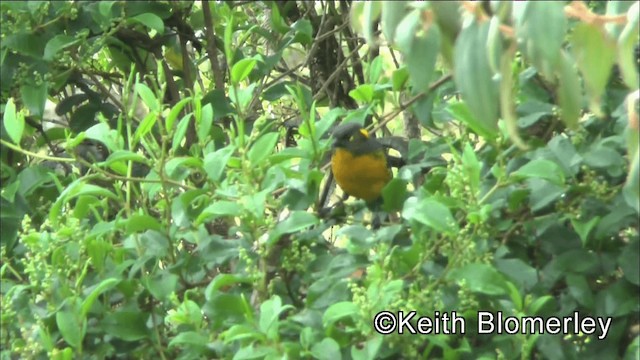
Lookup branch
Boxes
[202,0,225,90]
[312,41,366,102]
[0,139,75,163]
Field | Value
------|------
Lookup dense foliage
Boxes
[1,1,638,359]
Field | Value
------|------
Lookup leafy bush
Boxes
[1,1,638,359]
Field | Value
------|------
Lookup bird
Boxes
[330,122,395,203]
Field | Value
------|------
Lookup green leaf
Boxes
[605,1,636,38]
[381,1,409,43]
[247,132,279,165]
[103,311,149,341]
[133,112,157,144]
[224,13,234,64]
[56,310,85,349]
[350,2,365,34]
[349,84,375,103]
[448,263,511,296]
[401,16,440,93]
[99,1,116,19]
[135,83,160,113]
[2,32,45,58]
[171,114,192,153]
[511,159,565,185]
[291,19,313,45]
[566,274,594,308]
[203,89,235,119]
[72,195,99,220]
[262,81,295,102]
[381,178,408,212]
[625,146,639,210]
[267,211,319,244]
[81,277,119,317]
[102,150,148,167]
[448,104,497,144]
[270,3,290,34]
[230,83,256,111]
[618,241,640,285]
[171,188,206,226]
[198,201,242,223]
[391,67,409,91]
[351,335,383,360]
[164,156,201,180]
[394,9,419,49]
[3,98,23,144]
[204,145,235,182]
[130,13,165,35]
[527,295,553,315]
[368,55,383,84]
[337,224,373,253]
[454,20,499,135]
[547,135,582,175]
[554,249,599,274]
[624,336,640,360]
[125,214,162,234]
[311,338,342,360]
[402,197,458,234]
[361,1,382,46]
[166,97,191,131]
[197,103,214,143]
[223,324,263,344]
[300,327,315,350]
[308,277,351,309]
[168,331,209,349]
[528,180,563,211]
[322,301,359,328]
[44,35,80,61]
[17,166,52,197]
[205,294,252,326]
[316,108,345,139]
[570,216,600,247]
[495,258,538,292]
[462,142,481,194]
[513,1,566,78]
[85,123,122,152]
[205,274,253,298]
[166,299,202,328]
[583,145,625,170]
[556,50,582,130]
[231,58,257,84]
[233,345,276,360]
[75,183,119,200]
[259,295,294,340]
[20,82,47,118]
[50,180,119,223]
[617,2,639,89]
[595,280,638,317]
[486,16,503,74]
[570,23,616,114]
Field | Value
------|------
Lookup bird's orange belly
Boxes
[331,149,391,202]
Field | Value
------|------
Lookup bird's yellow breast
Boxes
[331,148,391,202]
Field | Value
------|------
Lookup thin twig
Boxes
[0,139,75,163]
[371,74,453,134]
[202,0,225,90]
[312,42,366,102]
[75,157,196,191]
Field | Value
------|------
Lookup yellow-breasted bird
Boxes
[330,122,398,203]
